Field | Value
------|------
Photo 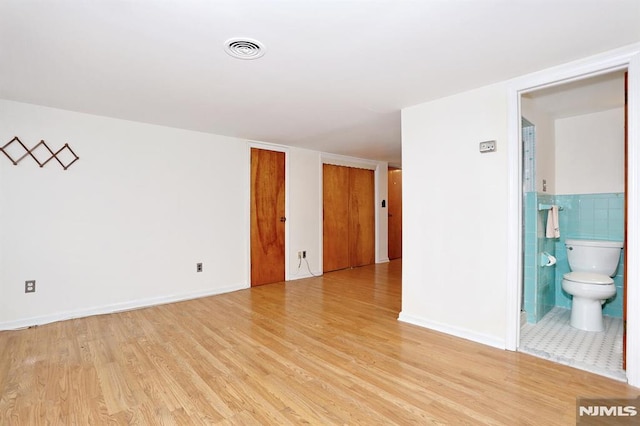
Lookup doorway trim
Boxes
[505,44,640,387]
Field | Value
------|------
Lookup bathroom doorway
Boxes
[517,70,628,381]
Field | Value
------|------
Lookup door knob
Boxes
[280,217,286,222]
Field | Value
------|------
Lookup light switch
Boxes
[479,140,496,153]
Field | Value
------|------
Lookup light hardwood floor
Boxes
[1,260,638,424]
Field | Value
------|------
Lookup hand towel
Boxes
[545,205,560,238]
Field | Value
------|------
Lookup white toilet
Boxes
[561,239,623,331]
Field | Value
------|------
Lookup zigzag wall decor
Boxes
[0,136,79,170]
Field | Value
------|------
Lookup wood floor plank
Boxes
[1,260,639,424]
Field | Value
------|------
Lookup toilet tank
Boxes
[565,239,623,277]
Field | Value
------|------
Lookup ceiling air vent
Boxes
[224,38,266,60]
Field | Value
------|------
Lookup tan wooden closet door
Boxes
[387,168,403,260]
[349,167,375,268]
[323,164,350,272]
[251,148,285,286]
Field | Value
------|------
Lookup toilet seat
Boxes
[563,271,613,285]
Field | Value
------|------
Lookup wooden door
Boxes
[323,164,375,272]
[387,168,403,260]
[349,167,375,267]
[250,148,285,286]
[323,164,350,272]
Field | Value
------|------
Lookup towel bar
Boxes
[538,203,563,211]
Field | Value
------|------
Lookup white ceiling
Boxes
[524,71,626,119]
[1,1,639,165]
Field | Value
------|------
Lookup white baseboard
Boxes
[0,283,246,331]
[288,272,322,281]
[398,311,505,350]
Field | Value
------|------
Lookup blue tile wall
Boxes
[553,193,625,318]
[522,124,535,193]
[523,192,556,323]
[523,192,537,323]
[523,192,625,322]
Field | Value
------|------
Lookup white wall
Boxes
[0,100,249,328]
[287,147,323,278]
[521,97,556,193]
[0,101,255,328]
[0,100,388,329]
[399,45,640,385]
[555,108,625,195]
[400,83,509,348]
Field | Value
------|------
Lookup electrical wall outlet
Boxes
[297,251,302,259]
[196,263,203,272]
[302,251,307,259]
[25,280,36,293]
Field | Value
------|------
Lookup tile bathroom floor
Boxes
[519,307,625,381]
